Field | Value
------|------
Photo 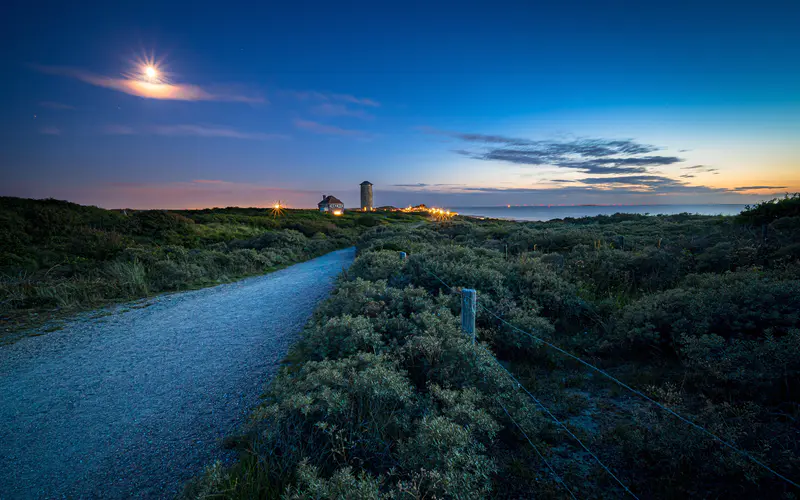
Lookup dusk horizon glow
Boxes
[2,1,798,209]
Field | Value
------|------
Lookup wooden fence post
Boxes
[461,288,477,345]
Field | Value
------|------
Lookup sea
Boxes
[450,204,747,222]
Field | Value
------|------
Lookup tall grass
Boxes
[0,197,425,331]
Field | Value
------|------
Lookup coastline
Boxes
[450,204,746,222]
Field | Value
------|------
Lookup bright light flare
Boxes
[126,52,168,84]
[271,200,286,218]
[428,206,457,221]
[332,209,343,216]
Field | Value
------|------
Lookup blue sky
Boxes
[1,0,798,208]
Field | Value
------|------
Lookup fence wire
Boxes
[497,398,579,500]
[413,258,800,491]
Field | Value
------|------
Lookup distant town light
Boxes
[271,200,285,218]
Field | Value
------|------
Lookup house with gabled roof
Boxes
[318,194,345,214]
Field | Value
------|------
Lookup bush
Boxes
[193,204,800,498]
[738,194,800,225]
[612,273,800,358]
[348,250,406,283]
[2,198,419,326]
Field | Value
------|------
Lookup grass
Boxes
[0,197,426,338]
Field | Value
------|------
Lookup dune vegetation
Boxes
[188,194,800,498]
[0,197,423,335]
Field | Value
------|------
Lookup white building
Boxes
[318,195,345,214]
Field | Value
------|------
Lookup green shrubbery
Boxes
[190,200,800,498]
[738,193,800,225]
[0,197,423,331]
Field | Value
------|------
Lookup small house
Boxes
[318,195,345,214]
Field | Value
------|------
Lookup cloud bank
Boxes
[433,130,683,174]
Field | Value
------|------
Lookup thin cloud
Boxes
[150,124,286,140]
[729,185,787,191]
[48,180,329,209]
[460,183,726,195]
[103,124,287,141]
[312,103,374,120]
[39,127,61,135]
[293,118,369,137]
[285,90,379,107]
[32,64,264,103]
[573,175,679,186]
[39,101,75,110]
[544,174,737,195]
[680,174,695,179]
[392,183,464,188]
[681,164,719,173]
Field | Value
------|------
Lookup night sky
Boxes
[2,0,798,208]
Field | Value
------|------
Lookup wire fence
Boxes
[403,253,800,495]
[497,397,578,500]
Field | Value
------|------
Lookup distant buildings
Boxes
[318,181,376,215]
[318,195,344,215]
[360,181,373,211]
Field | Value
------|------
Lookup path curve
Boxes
[0,247,355,499]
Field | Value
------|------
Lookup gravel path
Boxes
[0,248,355,499]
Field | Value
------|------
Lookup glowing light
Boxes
[332,209,343,216]
[428,206,457,221]
[127,52,167,85]
[271,200,286,218]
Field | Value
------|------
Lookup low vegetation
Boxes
[0,197,423,334]
[188,195,800,498]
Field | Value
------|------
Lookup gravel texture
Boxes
[0,248,355,499]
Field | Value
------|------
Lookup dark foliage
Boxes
[0,197,423,332]
[189,199,800,499]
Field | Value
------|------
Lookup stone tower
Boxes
[360,181,373,211]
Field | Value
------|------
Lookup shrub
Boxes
[348,250,406,283]
[738,193,800,225]
[298,315,383,360]
[398,415,496,498]
[612,273,800,358]
[1,199,395,323]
